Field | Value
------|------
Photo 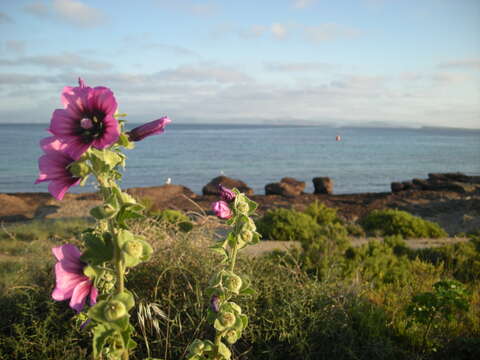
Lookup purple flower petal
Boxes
[52,263,87,301]
[212,200,232,219]
[69,279,92,312]
[89,286,98,306]
[127,117,171,142]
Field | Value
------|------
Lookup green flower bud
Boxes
[189,339,205,354]
[123,240,143,258]
[236,201,249,214]
[104,273,114,282]
[219,311,236,328]
[224,273,242,294]
[68,160,90,178]
[104,300,127,321]
[225,329,239,344]
[239,230,253,244]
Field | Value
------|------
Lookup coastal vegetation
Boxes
[0,204,479,359]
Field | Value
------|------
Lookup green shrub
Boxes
[150,209,194,232]
[256,208,320,242]
[304,201,341,226]
[360,209,447,238]
[412,239,480,282]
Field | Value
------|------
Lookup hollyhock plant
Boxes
[49,78,120,160]
[35,137,81,200]
[37,78,171,359]
[52,244,98,312]
[126,116,171,142]
[212,200,232,219]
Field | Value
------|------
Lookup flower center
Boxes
[80,118,94,129]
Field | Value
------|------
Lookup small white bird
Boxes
[220,170,224,175]
[165,177,172,184]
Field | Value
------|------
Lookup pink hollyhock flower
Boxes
[35,136,81,200]
[49,78,120,159]
[218,184,235,203]
[127,116,171,142]
[52,244,98,312]
[212,200,232,219]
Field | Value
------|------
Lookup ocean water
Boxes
[0,123,479,195]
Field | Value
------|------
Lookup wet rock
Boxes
[265,177,305,197]
[202,176,254,196]
[391,182,404,193]
[402,181,414,190]
[313,177,334,194]
[412,178,429,190]
[127,184,196,211]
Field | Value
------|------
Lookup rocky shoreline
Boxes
[1,173,479,235]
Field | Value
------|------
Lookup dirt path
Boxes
[242,237,470,257]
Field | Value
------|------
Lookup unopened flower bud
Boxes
[68,160,90,178]
[219,311,236,328]
[212,200,232,219]
[239,230,253,244]
[123,240,143,258]
[236,200,249,214]
[127,117,171,142]
[224,273,242,294]
[189,339,205,354]
[210,295,220,312]
[225,329,239,344]
[218,184,235,202]
[104,300,127,321]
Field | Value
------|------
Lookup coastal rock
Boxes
[202,176,254,196]
[127,184,196,211]
[265,177,305,197]
[313,177,333,194]
[391,182,404,193]
[402,181,414,190]
[412,178,429,190]
[423,180,476,194]
[428,172,471,183]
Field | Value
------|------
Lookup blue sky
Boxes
[0,0,479,128]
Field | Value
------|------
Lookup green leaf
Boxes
[113,291,135,311]
[217,341,231,359]
[88,300,109,323]
[239,287,256,297]
[117,133,135,149]
[92,323,115,359]
[81,231,114,265]
[90,148,124,171]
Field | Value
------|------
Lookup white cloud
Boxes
[304,23,360,43]
[239,25,268,39]
[5,40,26,55]
[265,62,335,72]
[23,2,50,17]
[0,12,14,24]
[292,0,316,9]
[0,52,112,71]
[155,64,253,84]
[53,0,105,27]
[23,0,106,27]
[271,23,288,39]
[438,59,480,71]
[0,66,478,128]
[155,0,218,16]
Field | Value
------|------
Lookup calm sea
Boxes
[1,123,479,195]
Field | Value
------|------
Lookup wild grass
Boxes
[0,214,479,359]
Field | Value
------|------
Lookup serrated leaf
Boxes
[240,287,256,297]
[92,323,115,359]
[81,231,114,265]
